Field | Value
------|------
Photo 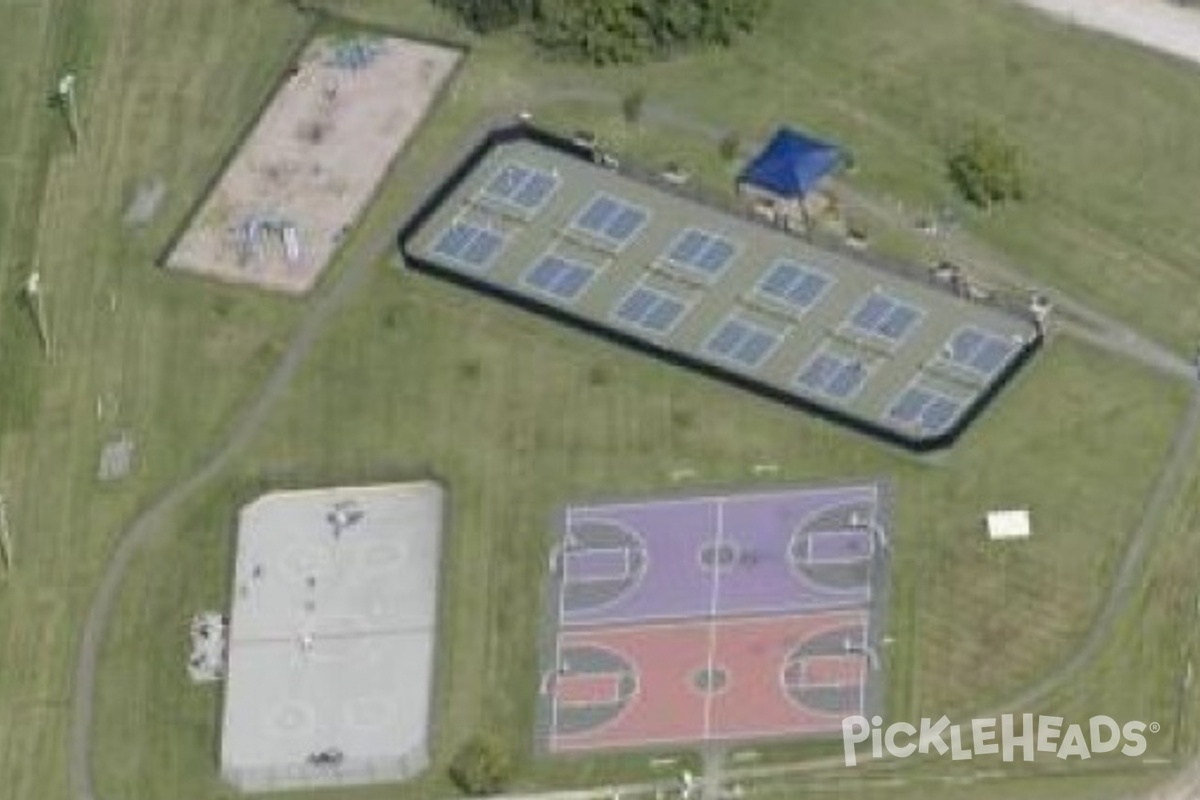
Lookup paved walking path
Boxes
[1015,0,1200,69]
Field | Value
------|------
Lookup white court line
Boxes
[803,530,874,566]
[552,681,856,752]
[549,723,843,752]
[549,633,564,745]
[933,323,1014,380]
[793,341,880,403]
[775,630,873,721]
[752,258,837,317]
[558,516,651,618]
[838,289,927,351]
[519,244,600,303]
[657,226,741,286]
[785,679,858,691]
[555,487,884,742]
[428,203,508,273]
[883,372,971,435]
[567,495,877,624]
[701,497,726,740]
[557,506,574,623]
[555,608,864,639]
[552,597,865,628]
[781,655,867,691]
[550,641,643,747]
[476,163,561,220]
[548,506,576,744]
[561,546,633,585]
[565,190,652,255]
[858,626,869,716]
[786,497,882,598]
[554,671,625,707]
[554,614,872,749]
[700,308,791,372]
[606,273,700,338]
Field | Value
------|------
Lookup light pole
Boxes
[57,73,80,149]
[25,270,51,358]
[0,493,12,576]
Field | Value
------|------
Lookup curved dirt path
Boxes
[1000,385,1200,713]
[67,223,381,800]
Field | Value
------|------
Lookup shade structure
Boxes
[739,127,842,199]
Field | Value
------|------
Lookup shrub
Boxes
[947,123,1025,209]
[718,131,741,161]
[586,363,611,387]
[434,0,534,33]
[438,0,771,64]
[449,735,511,796]
[622,87,647,123]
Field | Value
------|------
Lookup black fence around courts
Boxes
[396,122,1044,452]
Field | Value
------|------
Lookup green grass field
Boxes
[5,1,1200,799]
[88,284,1187,799]
[0,0,72,439]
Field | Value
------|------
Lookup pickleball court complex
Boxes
[399,124,1042,449]
[537,482,889,753]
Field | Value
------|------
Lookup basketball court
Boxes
[536,482,889,753]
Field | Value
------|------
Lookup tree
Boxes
[622,87,647,123]
[534,0,654,65]
[434,0,534,33]
[947,123,1025,209]
[436,0,771,64]
[449,735,512,796]
[718,131,741,161]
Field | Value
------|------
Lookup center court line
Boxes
[701,496,725,740]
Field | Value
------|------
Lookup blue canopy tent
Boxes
[739,128,843,199]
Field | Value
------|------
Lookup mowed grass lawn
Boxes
[0,0,70,439]
[4,1,1200,800]
[0,2,315,799]
[90,259,1186,797]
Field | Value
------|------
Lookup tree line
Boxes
[434,0,770,64]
